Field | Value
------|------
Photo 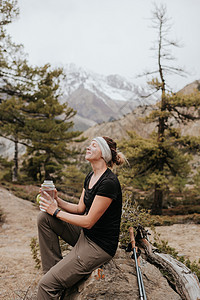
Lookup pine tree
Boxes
[0,0,19,26]
[119,130,191,210]
[0,0,40,180]
[0,96,26,180]
[0,0,81,182]
[120,4,200,215]
[0,0,38,99]
[21,65,81,182]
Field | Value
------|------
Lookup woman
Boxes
[37,136,125,299]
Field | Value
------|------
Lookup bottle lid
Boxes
[41,180,55,188]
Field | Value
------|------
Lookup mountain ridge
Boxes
[60,64,158,130]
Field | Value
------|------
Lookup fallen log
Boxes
[138,238,200,300]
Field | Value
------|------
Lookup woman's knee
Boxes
[37,211,49,228]
[37,211,65,244]
[38,274,47,294]
[37,271,63,299]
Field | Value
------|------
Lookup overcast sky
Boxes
[7,0,200,92]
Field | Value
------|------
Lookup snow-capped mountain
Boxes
[60,64,158,130]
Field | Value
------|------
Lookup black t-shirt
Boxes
[83,168,122,257]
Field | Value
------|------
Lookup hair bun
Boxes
[116,151,126,166]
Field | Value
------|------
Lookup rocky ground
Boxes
[0,187,199,299]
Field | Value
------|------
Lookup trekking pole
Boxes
[137,256,147,300]
[129,227,147,300]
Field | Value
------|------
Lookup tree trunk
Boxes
[44,169,50,180]
[151,184,163,215]
[12,137,18,182]
[151,16,166,215]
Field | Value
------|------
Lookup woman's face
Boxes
[85,140,102,162]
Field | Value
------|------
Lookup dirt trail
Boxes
[0,187,42,299]
[0,187,199,299]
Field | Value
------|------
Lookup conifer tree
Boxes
[0,96,26,180]
[0,0,42,180]
[0,0,81,182]
[0,0,19,26]
[0,0,38,99]
[120,4,200,215]
[21,65,81,182]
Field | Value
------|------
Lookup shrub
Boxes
[0,207,5,224]
[119,191,153,246]
[30,237,41,269]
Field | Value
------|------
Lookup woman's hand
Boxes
[39,188,58,199]
[39,191,58,216]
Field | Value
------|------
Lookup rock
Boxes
[63,248,181,300]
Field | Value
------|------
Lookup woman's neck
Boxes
[91,160,107,177]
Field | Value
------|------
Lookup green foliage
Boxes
[30,236,71,270]
[184,259,200,281]
[168,90,200,110]
[119,191,153,246]
[22,155,43,182]
[1,56,81,183]
[147,78,163,91]
[131,4,200,214]
[193,169,200,193]
[177,135,200,153]
[0,5,37,99]
[119,131,191,211]
[144,90,200,125]
[152,228,179,256]
[0,156,13,181]
[0,1,82,182]
[58,165,85,197]
[0,206,5,224]
[19,65,82,181]
[170,175,188,193]
[0,97,26,166]
[0,0,19,27]
[79,161,92,177]
[30,237,41,269]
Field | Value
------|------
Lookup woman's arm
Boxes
[56,195,112,229]
[55,189,86,215]
[40,193,112,229]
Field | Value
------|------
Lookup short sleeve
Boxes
[96,178,118,201]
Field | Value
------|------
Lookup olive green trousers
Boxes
[37,211,111,299]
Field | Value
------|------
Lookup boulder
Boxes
[63,248,181,300]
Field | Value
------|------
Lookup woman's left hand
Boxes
[39,191,58,216]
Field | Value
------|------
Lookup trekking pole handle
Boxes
[129,227,136,249]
